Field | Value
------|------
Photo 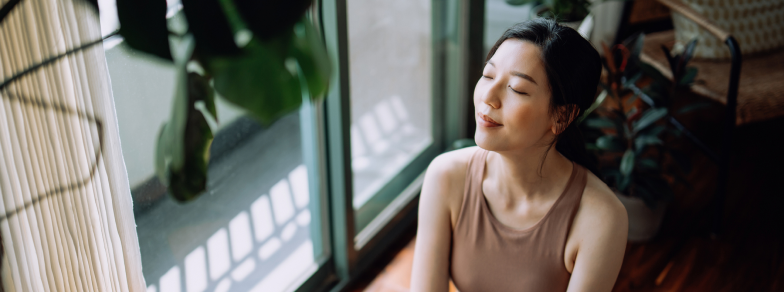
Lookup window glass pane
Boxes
[102,11,324,292]
[346,0,433,212]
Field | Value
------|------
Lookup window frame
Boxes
[309,0,486,290]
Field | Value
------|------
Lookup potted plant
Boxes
[85,0,331,201]
[579,33,702,241]
[505,0,591,28]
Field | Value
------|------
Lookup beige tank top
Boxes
[450,148,587,292]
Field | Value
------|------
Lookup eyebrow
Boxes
[487,60,539,86]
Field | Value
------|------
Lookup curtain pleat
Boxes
[0,0,145,291]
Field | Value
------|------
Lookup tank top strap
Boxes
[536,162,588,246]
[561,163,588,220]
[464,148,488,195]
[454,147,488,231]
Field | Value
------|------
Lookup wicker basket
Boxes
[671,0,784,59]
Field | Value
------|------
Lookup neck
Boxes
[487,143,574,200]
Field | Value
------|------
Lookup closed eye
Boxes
[482,75,493,80]
[509,86,528,95]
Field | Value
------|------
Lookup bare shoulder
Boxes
[425,146,477,182]
[573,170,628,239]
[421,146,480,225]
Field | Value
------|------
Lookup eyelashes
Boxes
[509,87,528,95]
[481,75,528,95]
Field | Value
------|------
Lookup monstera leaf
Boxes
[157,15,329,201]
[116,0,172,60]
[182,0,240,56]
[208,16,330,124]
[233,0,313,40]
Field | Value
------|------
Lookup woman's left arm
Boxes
[566,186,629,292]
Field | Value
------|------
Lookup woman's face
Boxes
[474,39,555,152]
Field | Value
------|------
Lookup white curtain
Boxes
[0,0,145,291]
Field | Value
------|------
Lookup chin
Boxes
[474,128,503,152]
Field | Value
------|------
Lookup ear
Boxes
[551,104,581,135]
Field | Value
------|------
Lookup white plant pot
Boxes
[616,191,667,242]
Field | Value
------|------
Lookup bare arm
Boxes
[566,184,629,292]
[410,152,466,292]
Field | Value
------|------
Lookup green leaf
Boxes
[623,123,633,140]
[640,62,671,88]
[661,45,678,75]
[637,158,658,170]
[596,135,625,152]
[680,38,698,70]
[622,72,643,90]
[577,90,607,124]
[117,0,173,60]
[640,124,665,137]
[679,67,698,86]
[618,173,631,192]
[633,107,667,133]
[676,101,711,115]
[182,0,240,56]
[620,149,635,177]
[628,33,645,60]
[233,0,312,40]
[505,0,534,5]
[626,106,638,119]
[584,117,616,129]
[290,17,331,99]
[209,36,303,124]
[625,93,639,107]
[634,134,663,152]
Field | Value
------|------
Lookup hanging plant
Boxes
[111,0,331,201]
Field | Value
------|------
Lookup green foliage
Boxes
[116,0,172,60]
[505,0,591,22]
[209,38,304,124]
[182,0,240,56]
[156,70,216,201]
[583,33,704,209]
[233,0,313,40]
[113,0,331,202]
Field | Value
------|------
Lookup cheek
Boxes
[505,99,552,133]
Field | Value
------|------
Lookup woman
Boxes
[410,19,628,292]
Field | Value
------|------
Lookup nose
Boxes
[477,78,502,110]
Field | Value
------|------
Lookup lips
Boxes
[477,113,502,127]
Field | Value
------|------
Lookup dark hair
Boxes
[486,18,601,175]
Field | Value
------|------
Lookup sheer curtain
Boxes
[0,0,145,291]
